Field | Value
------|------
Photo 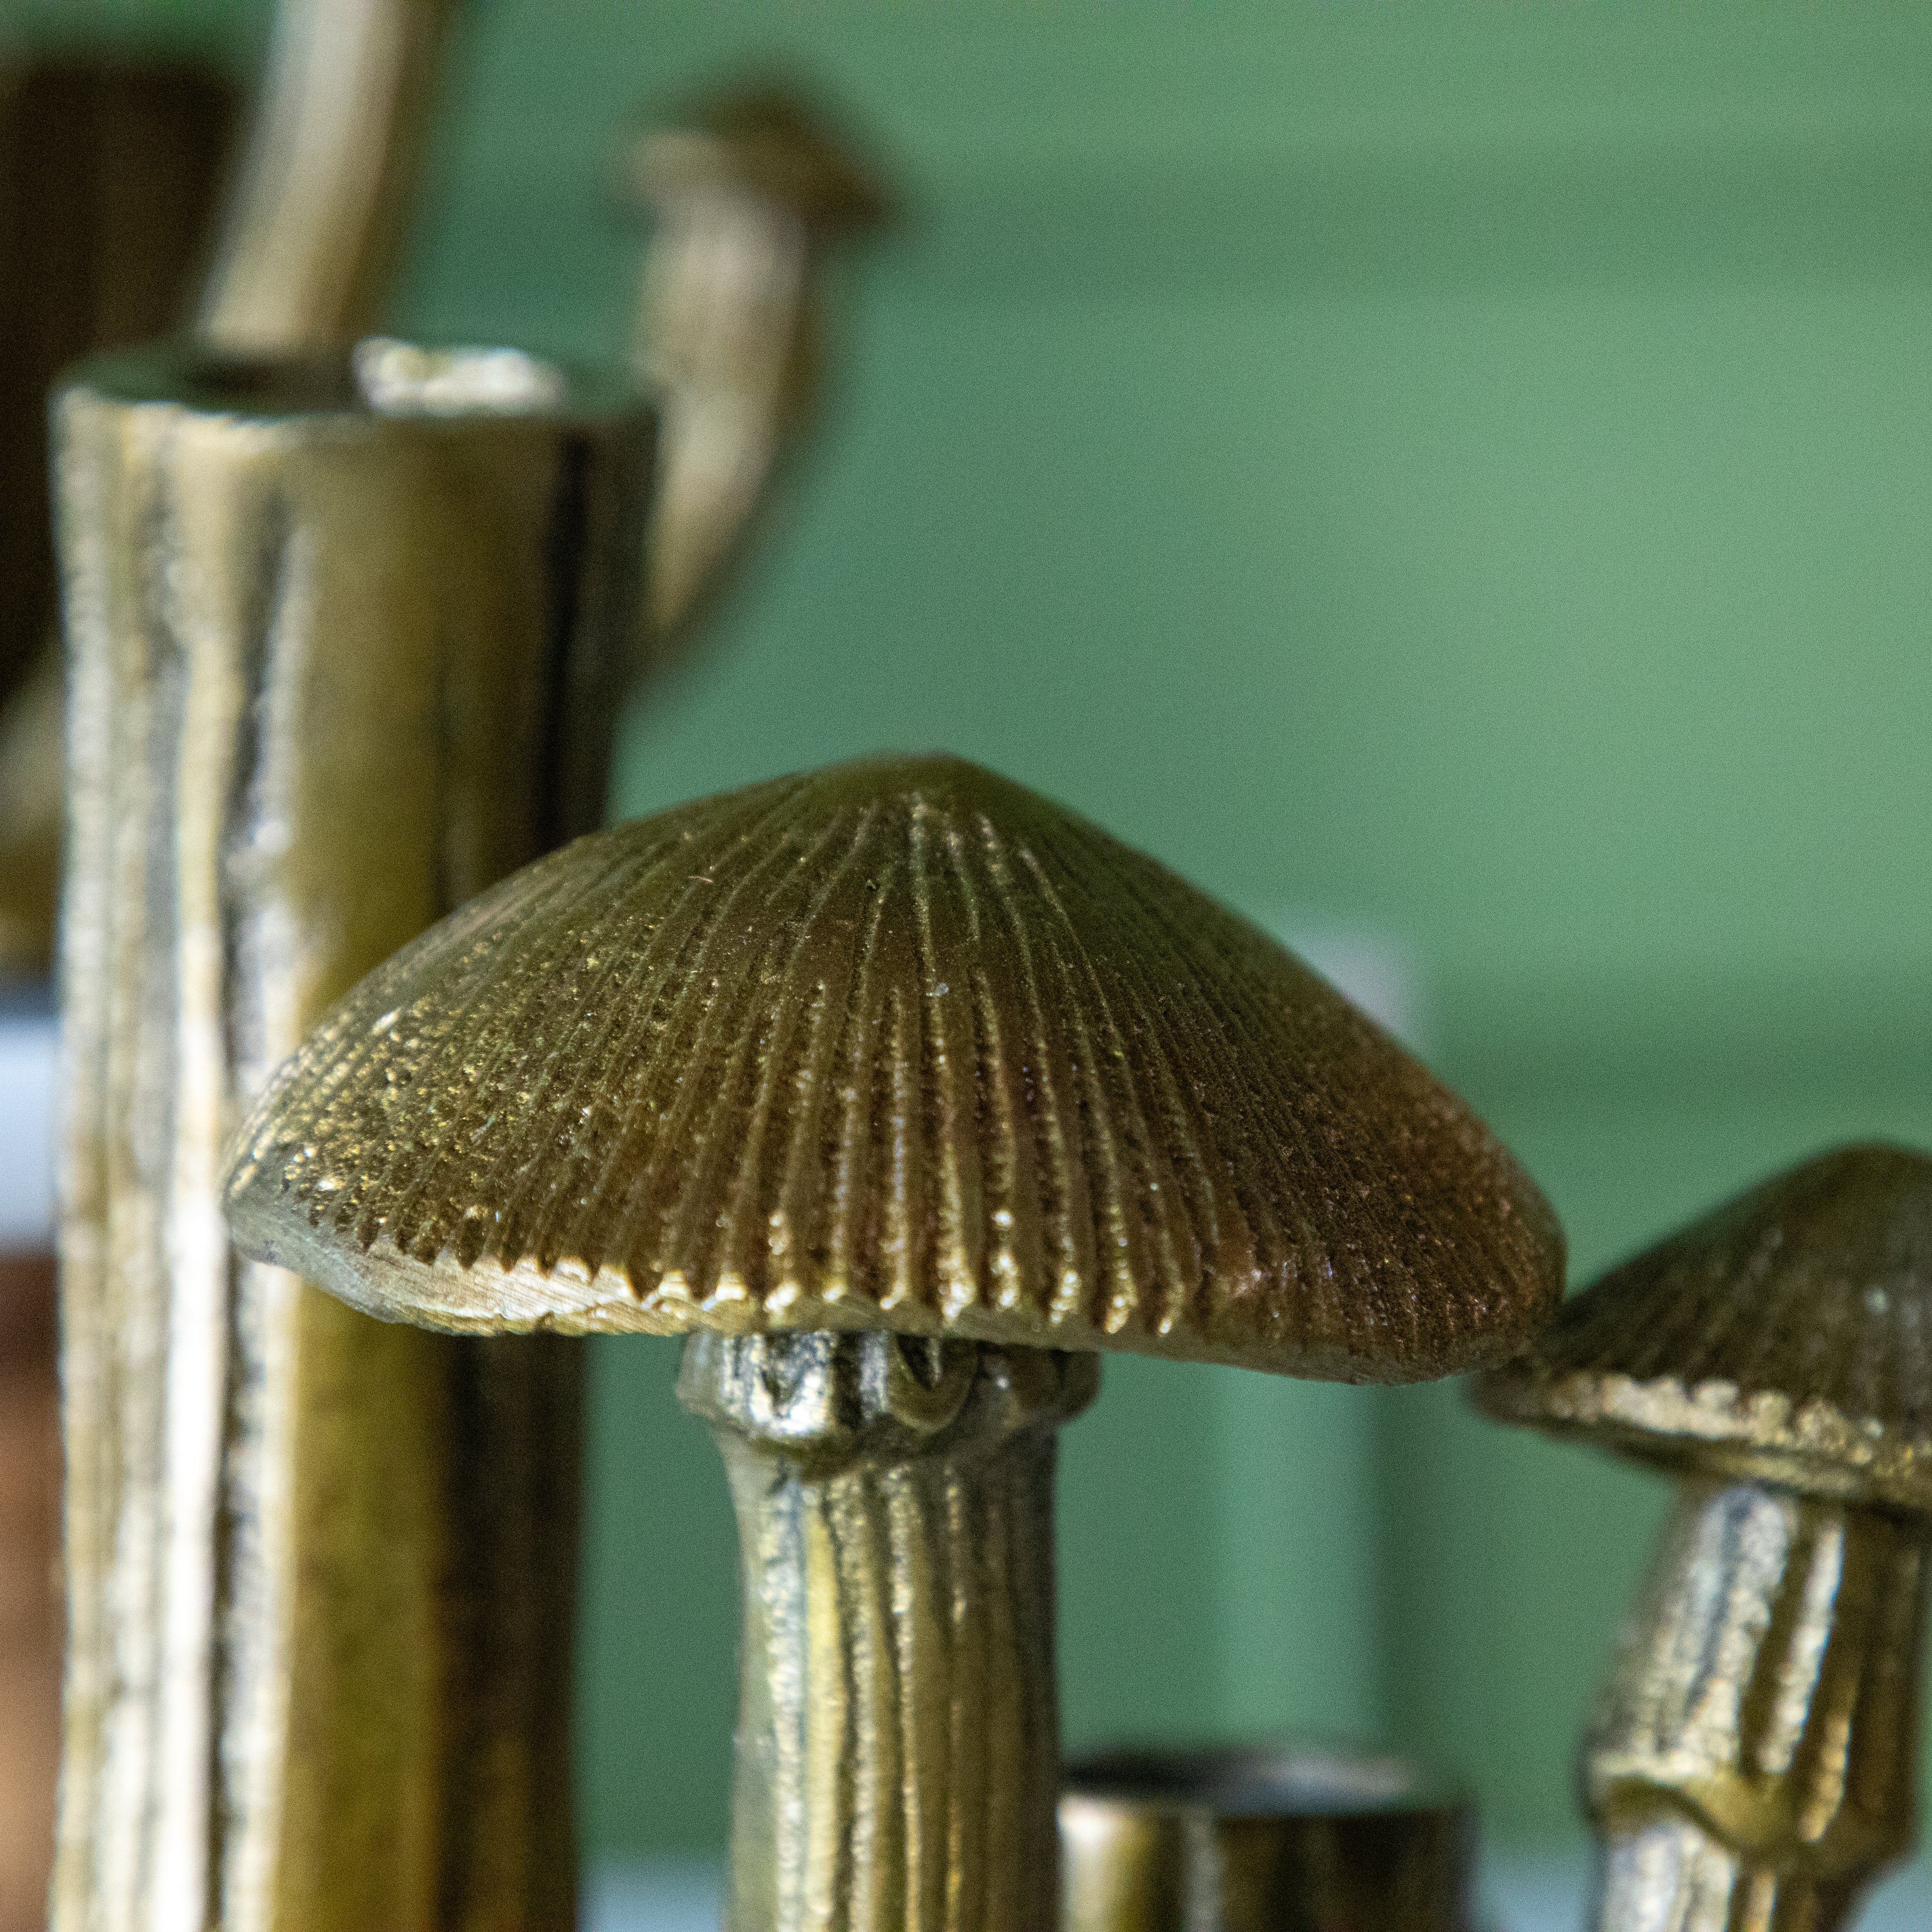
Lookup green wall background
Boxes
[24,0,1932,1864]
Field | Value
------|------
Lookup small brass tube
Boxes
[680,1330,1096,1932]
[1059,1740,1476,1932]
[1583,1481,1927,1932]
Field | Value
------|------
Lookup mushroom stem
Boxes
[1583,1479,1927,1932]
[52,348,648,1931]
[624,95,888,651]
[197,0,457,353]
[634,181,812,641]
[679,1330,1097,1932]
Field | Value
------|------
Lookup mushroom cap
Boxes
[1476,1143,1932,1511]
[222,754,1563,1381]
[623,86,892,233]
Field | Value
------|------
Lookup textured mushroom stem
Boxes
[680,1331,1097,1932]
[52,351,649,1932]
[1583,1480,1927,1932]
[198,0,457,353]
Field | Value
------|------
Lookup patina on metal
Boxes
[1476,1143,1932,1932]
[54,342,651,1932]
[222,752,1563,1932]
[621,86,889,646]
[1059,1740,1475,1932]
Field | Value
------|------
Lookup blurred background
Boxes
[9,0,1932,1913]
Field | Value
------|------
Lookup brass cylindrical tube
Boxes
[1059,1740,1476,1932]
[680,1330,1097,1932]
[53,342,652,1932]
[1584,1480,1928,1932]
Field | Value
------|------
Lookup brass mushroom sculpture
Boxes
[223,753,1563,1932]
[620,87,890,648]
[1477,1143,1932,1932]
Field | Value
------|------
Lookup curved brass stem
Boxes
[1584,1481,1927,1932]
[635,186,809,639]
[624,93,887,647]
[681,1331,1095,1932]
[197,0,457,352]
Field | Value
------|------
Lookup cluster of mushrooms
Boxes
[220,753,1932,1932]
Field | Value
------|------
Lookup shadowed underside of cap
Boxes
[223,755,1562,1381]
[1477,1144,1932,1509]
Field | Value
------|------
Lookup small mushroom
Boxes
[223,754,1562,1932]
[618,86,890,644]
[1476,1143,1932,1932]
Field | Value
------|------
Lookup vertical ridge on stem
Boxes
[54,348,649,1932]
[684,1330,1093,1932]
[1584,1482,1927,1932]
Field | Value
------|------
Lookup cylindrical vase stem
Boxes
[54,342,651,1932]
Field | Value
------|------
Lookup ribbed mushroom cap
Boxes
[1477,1144,1932,1510]
[222,755,1562,1381]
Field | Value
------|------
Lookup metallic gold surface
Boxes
[222,754,1564,1380]
[681,1330,1094,1932]
[55,344,651,1932]
[1586,1482,1923,1932]
[1475,1144,1932,1932]
[623,88,889,642]
[1058,1740,1475,1932]
[221,750,1560,1932]
[1478,1144,1932,1510]
[197,0,459,354]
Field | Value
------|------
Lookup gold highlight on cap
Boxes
[223,754,1561,1381]
[1477,1142,1932,1510]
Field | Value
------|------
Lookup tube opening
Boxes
[1063,1740,1451,1818]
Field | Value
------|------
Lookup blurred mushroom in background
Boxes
[620,84,891,654]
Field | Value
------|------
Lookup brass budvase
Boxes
[54,342,650,1932]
